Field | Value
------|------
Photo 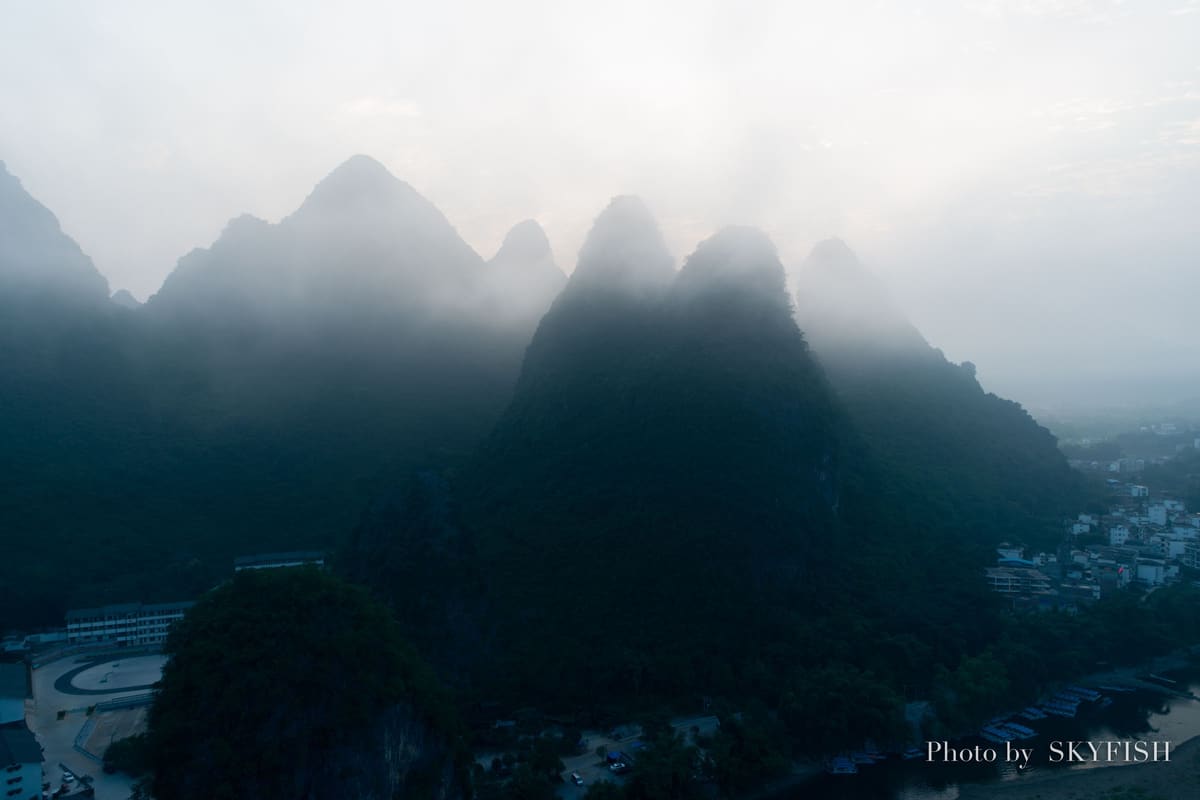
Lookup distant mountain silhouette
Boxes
[794,237,929,362]
[0,160,109,303]
[0,156,556,628]
[110,289,142,309]
[150,155,484,322]
[480,219,566,325]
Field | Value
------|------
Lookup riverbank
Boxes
[958,736,1200,800]
[1069,651,1199,696]
[733,761,823,800]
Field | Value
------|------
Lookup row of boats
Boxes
[827,683,1135,775]
[980,684,1119,742]
[825,745,927,774]
[978,720,1036,744]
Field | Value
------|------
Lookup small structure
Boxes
[233,551,326,572]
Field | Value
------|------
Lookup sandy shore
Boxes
[958,736,1200,800]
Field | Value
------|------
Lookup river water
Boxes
[780,669,1200,800]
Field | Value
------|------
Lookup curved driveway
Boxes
[53,657,161,696]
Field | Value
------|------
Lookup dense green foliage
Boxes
[796,239,1083,554]
[147,568,463,800]
[457,226,852,710]
[0,287,523,629]
[103,733,152,777]
[342,219,1086,765]
[931,583,1200,733]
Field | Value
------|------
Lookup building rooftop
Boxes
[0,721,42,764]
[66,601,194,621]
[233,551,326,568]
[0,662,28,700]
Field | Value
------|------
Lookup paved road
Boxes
[29,654,166,800]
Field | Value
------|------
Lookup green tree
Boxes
[146,568,462,800]
[584,780,625,800]
[624,731,702,800]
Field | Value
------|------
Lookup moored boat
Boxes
[826,756,858,775]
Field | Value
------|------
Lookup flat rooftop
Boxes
[0,662,28,699]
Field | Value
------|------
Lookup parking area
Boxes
[554,715,719,798]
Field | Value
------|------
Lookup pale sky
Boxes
[2,0,1198,408]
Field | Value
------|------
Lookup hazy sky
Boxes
[2,0,1198,407]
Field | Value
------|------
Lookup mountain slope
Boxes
[0,160,109,303]
[0,162,155,626]
[149,155,484,324]
[795,239,1080,550]
[0,157,550,629]
[457,209,852,708]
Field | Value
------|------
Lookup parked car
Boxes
[570,772,584,786]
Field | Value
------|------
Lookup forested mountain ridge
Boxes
[0,157,558,629]
[352,210,1063,726]
[795,238,1082,551]
[3,161,1081,749]
[452,210,859,709]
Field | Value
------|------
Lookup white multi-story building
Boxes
[985,566,1053,596]
[1150,534,1188,559]
[1135,559,1177,586]
[1149,505,1168,526]
[65,601,193,646]
[0,723,41,800]
[1131,485,1150,498]
[1183,541,1200,570]
[1109,525,1131,546]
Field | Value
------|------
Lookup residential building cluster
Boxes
[986,479,1199,609]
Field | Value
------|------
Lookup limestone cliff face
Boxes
[306,704,465,800]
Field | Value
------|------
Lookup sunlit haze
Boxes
[3,0,1198,407]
